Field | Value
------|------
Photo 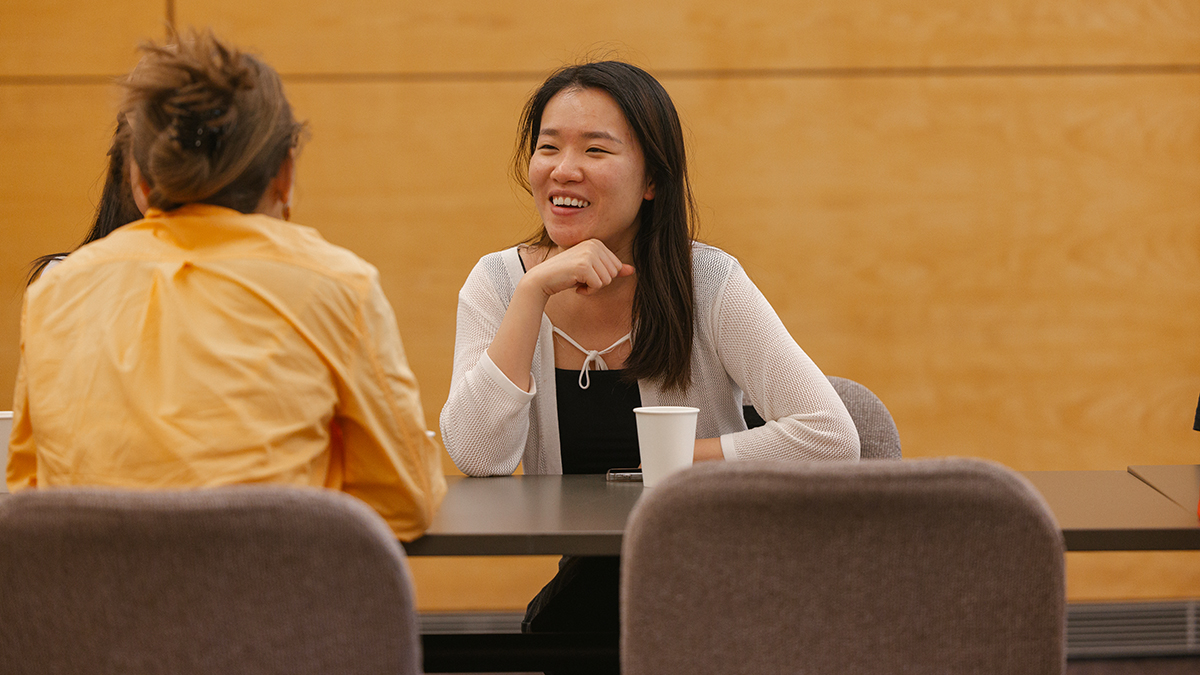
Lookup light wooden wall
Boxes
[2,1,1198,609]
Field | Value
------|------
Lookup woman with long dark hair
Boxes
[26,114,144,284]
[9,30,445,540]
[441,61,859,653]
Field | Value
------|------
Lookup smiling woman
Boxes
[443,59,858,474]
[509,62,693,396]
[528,88,654,258]
[439,60,861,658]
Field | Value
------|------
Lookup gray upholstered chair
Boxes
[621,458,1066,675]
[0,487,422,675]
[827,376,901,459]
[744,377,901,459]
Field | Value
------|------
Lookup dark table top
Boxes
[404,475,641,556]
[1128,464,1200,513]
[1020,470,1200,551]
[403,468,1200,556]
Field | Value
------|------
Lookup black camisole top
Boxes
[555,368,642,474]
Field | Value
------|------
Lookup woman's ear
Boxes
[256,149,297,219]
[128,160,151,215]
[643,179,655,201]
[274,150,296,206]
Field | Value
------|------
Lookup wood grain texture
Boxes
[0,85,124,405]
[174,0,1199,74]
[2,1,1199,608]
[407,556,559,612]
[0,0,166,77]
[1068,552,1200,601]
[670,74,1200,473]
[281,80,541,476]
[279,74,1200,474]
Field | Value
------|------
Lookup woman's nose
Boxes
[550,151,583,183]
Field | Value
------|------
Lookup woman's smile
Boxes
[529,87,654,256]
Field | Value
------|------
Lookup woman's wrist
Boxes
[515,267,556,302]
[488,275,553,392]
[693,437,724,462]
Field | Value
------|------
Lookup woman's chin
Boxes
[544,227,587,250]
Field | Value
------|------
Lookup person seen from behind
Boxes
[7,30,445,540]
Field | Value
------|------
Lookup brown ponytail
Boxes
[123,29,303,213]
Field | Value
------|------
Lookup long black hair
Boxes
[26,114,143,285]
[513,61,697,391]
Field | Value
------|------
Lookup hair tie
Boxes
[184,107,228,155]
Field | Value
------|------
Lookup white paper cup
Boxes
[633,406,698,487]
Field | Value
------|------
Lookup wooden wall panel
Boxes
[175,0,1199,74]
[1069,552,1200,602]
[280,74,1200,473]
[0,0,166,76]
[282,80,540,471]
[669,74,1200,603]
[0,85,125,411]
[276,72,1200,604]
[1,2,1198,609]
[408,556,560,612]
[672,74,1200,471]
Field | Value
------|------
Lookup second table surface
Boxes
[404,467,1200,555]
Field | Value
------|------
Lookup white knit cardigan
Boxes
[440,243,860,476]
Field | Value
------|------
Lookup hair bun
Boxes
[123,29,303,213]
[158,41,251,158]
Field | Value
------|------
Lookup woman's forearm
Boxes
[486,277,550,392]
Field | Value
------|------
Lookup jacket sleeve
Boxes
[712,261,860,462]
[439,258,537,476]
[335,275,447,541]
[7,303,37,491]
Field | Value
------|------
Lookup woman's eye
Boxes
[536,143,557,152]
[587,147,611,154]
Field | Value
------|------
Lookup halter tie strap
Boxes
[552,327,631,390]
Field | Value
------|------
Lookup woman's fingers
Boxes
[575,263,614,295]
[537,239,632,297]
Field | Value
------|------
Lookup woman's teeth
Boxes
[551,196,590,208]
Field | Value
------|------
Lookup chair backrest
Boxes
[0,486,422,675]
[827,376,901,459]
[621,459,1066,675]
[744,378,900,459]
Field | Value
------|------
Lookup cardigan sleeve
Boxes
[439,256,536,476]
[712,260,860,462]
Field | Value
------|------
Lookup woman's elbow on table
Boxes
[455,456,522,478]
[772,413,861,462]
[812,414,861,461]
[441,434,522,477]
[440,408,528,477]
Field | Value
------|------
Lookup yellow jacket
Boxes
[8,204,445,540]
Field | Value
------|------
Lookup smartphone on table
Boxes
[605,468,642,482]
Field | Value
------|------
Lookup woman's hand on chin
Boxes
[490,239,634,391]
[527,239,634,298]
